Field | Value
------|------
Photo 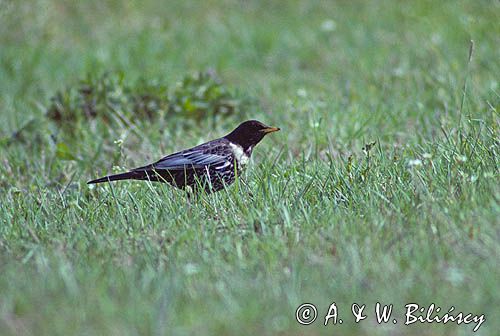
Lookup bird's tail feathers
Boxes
[87,171,146,184]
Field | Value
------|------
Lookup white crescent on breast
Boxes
[229,143,250,167]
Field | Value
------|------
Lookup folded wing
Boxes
[135,143,233,172]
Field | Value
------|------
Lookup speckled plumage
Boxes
[88,120,279,193]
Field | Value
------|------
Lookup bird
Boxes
[87,120,280,193]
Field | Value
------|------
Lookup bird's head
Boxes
[225,120,280,150]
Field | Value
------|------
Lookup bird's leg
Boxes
[239,178,254,198]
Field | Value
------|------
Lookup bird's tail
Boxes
[87,170,148,184]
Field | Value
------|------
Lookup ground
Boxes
[0,1,499,335]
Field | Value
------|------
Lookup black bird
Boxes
[87,120,280,193]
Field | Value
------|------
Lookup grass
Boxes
[0,0,499,335]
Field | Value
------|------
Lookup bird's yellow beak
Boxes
[261,126,280,134]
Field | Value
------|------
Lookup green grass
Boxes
[0,0,499,335]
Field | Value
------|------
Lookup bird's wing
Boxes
[138,143,233,171]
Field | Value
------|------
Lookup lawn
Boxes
[0,0,499,335]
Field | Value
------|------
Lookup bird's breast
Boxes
[229,143,250,167]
